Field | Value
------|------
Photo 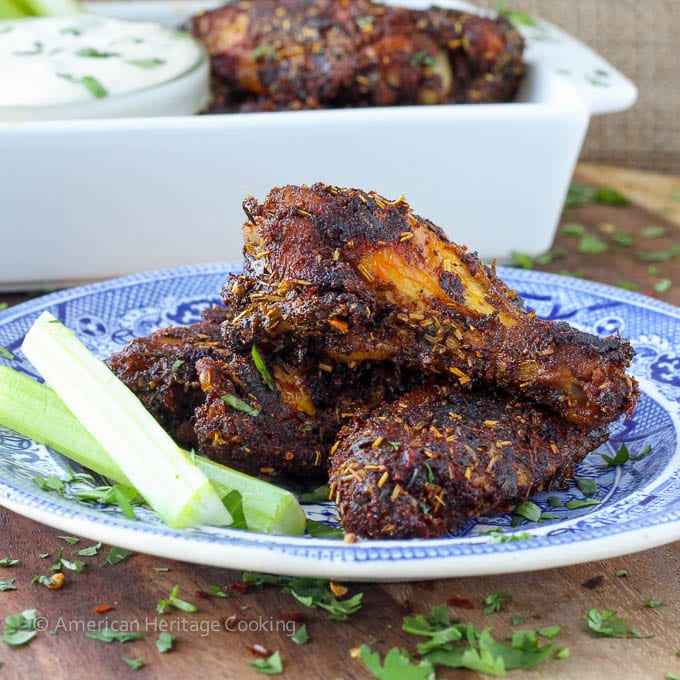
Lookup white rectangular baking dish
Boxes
[0,1,636,290]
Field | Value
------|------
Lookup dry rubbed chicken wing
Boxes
[329,383,611,539]
[108,306,417,478]
[224,183,638,427]
[106,306,230,448]
[191,0,524,112]
[193,353,413,478]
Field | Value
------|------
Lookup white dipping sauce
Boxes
[0,15,206,107]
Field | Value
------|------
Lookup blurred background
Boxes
[477,0,680,174]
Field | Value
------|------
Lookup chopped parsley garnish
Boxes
[122,657,144,670]
[60,27,82,36]
[73,542,101,557]
[297,484,330,503]
[57,73,108,99]
[86,627,143,643]
[251,344,275,390]
[0,578,16,591]
[156,631,175,653]
[635,243,680,262]
[57,535,80,545]
[654,278,672,293]
[157,585,197,614]
[564,183,629,210]
[483,528,534,543]
[586,608,652,638]
[222,490,248,530]
[75,47,120,58]
[222,394,259,417]
[356,16,375,29]
[578,233,608,254]
[575,478,597,496]
[13,41,43,55]
[248,650,283,675]
[601,442,630,466]
[640,225,669,239]
[564,498,601,510]
[291,624,309,645]
[411,50,436,68]
[206,584,229,598]
[360,646,434,680]
[618,280,638,291]
[0,557,19,567]
[73,483,143,520]
[616,569,628,577]
[611,231,634,246]
[483,592,512,615]
[0,346,13,361]
[127,58,166,69]
[2,609,38,646]
[560,222,586,236]
[645,598,665,609]
[496,1,540,28]
[305,518,344,539]
[102,546,132,566]
[242,572,363,621]
[251,44,277,60]
[511,501,541,524]
[546,496,564,508]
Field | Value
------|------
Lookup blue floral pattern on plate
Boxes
[0,264,678,580]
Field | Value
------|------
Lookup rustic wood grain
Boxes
[1,165,679,679]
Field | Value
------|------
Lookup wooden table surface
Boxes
[1,163,679,679]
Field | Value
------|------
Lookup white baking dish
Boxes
[0,1,636,290]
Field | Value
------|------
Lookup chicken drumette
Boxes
[224,183,638,427]
[192,0,525,112]
[329,383,611,539]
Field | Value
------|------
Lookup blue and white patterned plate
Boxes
[0,264,678,580]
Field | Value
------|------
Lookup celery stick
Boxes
[23,0,83,15]
[0,365,306,535]
[194,456,306,536]
[21,312,232,529]
[0,366,132,485]
[0,1,26,19]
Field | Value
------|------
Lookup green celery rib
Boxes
[21,312,232,529]
[0,365,306,535]
[23,0,83,15]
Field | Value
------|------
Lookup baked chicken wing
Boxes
[224,184,638,427]
[329,383,611,539]
[191,0,524,112]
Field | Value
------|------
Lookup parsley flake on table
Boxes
[205,584,229,598]
[74,542,101,557]
[359,645,435,680]
[578,233,608,254]
[291,624,309,645]
[2,609,39,646]
[0,579,16,592]
[86,627,143,643]
[483,592,512,615]
[616,569,629,577]
[248,650,284,675]
[122,656,145,670]
[645,598,665,609]
[0,557,19,567]
[57,535,80,545]
[586,608,652,638]
[157,585,197,614]
[156,631,175,653]
[242,572,363,621]
[102,546,132,566]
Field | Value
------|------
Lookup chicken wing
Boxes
[191,0,524,112]
[329,383,611,539]
[224,184,638,427]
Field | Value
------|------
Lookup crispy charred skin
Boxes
[106,306,230,448]
[193,354,413,479]
[329,384,611,539]
[191,0,524,112]
[224,183,638,427]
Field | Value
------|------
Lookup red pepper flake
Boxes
[229,581,250,594]
[446,596,475,609]
[248,643,272,658]
[94,604,115,614]
[277,611,306,624]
